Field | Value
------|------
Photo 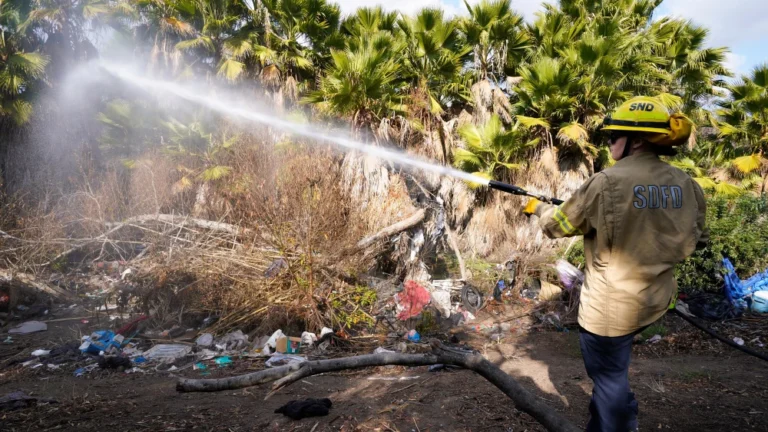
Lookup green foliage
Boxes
[676,195,768,293]
[330,285,377,329]
[639,321,668,341]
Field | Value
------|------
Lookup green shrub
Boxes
[676,194,768,293]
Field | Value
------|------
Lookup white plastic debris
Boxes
[143,344,192,362]
[215,330,249,351]
[733,337,745,346]
[648,335,662,344]
[196,333,214,347]
[9,321,47,334]
[427,282,452,318]
[31,349,50,357]
[265,354,306,368]
[301,332,318,346]
[266,330,285,350]
[121,268,134,280]
[373,347,395,354]
[320,327,333,337]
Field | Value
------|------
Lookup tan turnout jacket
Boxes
[535,152,709,337]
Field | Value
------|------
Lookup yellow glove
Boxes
[523,198,541,216]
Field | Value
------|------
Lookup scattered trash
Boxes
[98,355,132,369]
[22,359,40,368]
[264,258,289,278]
[143,344,192,363]
[215,330,249,351]
[539,280,563,301]
[556,259,584,290]
[0,391,57,411]
[266,330,286,350]
[374,347,395,354]
[276,336,302,354]
[74,364,99,377]
[395,280,431,320]
[214,356,232,367]
[493,279,507,302]
[733,337,745,346]
[198,349,218,361]
[301,331,318,346]
[3,336,12,344]
[429,364,460,372]
[80,319,89,324]
[320,327,333,337]
[648,335,662,344]
[134,356,147,364]
[427,281,452,318]
[31,349,50,357]
[752,291,768,313]
[194,362,208,371]
[115,315,148,336]
[79,330,124,355]
[265,354,307,368]
[196,333,214,347]
[406,329,421,343]
[8,321,47,334]
[275,398,332,420]
[686,293,744,320]
[126,367,146,374]
[723,258,768,310]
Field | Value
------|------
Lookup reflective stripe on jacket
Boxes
[534,152,709,337]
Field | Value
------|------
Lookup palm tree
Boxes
[0,0,50,125]
[716,64,768,192]
[453,114,538,182]
[459,0,529,81]
[397,8,470,114]
[303,32,404,129]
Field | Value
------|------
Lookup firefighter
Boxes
[524,96,709,432]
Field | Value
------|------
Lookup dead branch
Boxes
[110,214,252,236]
[443,221,467,280]
[0,270,72,299]
[40,214,254,266]
[356,209,426,249]
[176,341,578,432]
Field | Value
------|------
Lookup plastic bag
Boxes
[555,260,584,291]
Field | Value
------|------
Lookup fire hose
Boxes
[488,180,565,205]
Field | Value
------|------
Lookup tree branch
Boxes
[176,341,579,432]
[0,270,72,299]
[356,209,426,249]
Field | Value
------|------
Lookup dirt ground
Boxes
[1,313,768,432]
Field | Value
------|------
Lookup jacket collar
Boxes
[613,151,659,167]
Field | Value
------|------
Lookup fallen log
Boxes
[0,270,72,300]
[177,341,579,432]
[356,209,426,249]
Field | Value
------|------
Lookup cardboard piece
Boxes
[275,336,302,354]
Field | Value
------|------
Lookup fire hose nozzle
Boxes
[488,180,564,205]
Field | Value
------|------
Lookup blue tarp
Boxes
[722,257,768,304]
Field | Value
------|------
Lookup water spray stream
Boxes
[97,62,490,186]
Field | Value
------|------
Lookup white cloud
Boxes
[723,53,747,77]
[660,0,768,47]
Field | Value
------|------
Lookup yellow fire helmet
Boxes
[602,96,693,147]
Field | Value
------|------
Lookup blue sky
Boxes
[334,0,768,78]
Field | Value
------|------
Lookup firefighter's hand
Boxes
[522,198,541,216]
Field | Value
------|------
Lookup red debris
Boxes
[396,280,431,320]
